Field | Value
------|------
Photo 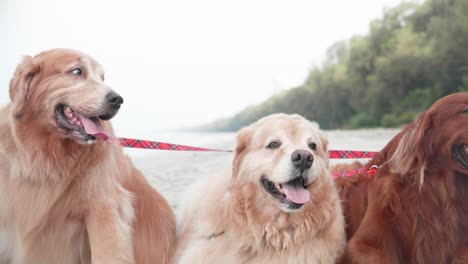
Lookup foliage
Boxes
[200,0,468,131]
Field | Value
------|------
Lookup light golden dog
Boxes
[0,49,175,264]
[174,114,345,264]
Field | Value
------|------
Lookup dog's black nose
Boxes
[291,150,313,169]
[105,92,124,107]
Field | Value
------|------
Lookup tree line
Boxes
[199,0,467,131]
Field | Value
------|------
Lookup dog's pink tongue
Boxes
[281,185,310,204]
[78,114,116,144]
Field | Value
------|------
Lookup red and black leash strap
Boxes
[118,137,232,152]
[328,150,377,159]
[332,165,379,179]
[118,137,379,178]
[118,137,379,159]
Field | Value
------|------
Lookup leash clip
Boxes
[366,165,379,177]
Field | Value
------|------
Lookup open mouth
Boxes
[261,176,310,210]
[453,144,468,169]
[55,104,116,144]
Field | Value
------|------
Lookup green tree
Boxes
[198,0,468,131]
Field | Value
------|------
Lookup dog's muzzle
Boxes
[99,92,124,120]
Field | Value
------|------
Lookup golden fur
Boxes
[0,49,175,264]
[174,114,345,263]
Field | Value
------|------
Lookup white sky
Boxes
[0,0,404,134]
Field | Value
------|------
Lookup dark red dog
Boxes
[335,92,468,263]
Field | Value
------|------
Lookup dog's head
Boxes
[390,92,468,185]
[232,114,330,212]
[9,49,122,144]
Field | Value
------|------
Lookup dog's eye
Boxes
[308,143,317,151]
[267,141,281,149]
[71,68,82,75]
[463,107,468,113]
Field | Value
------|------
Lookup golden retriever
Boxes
[0,49,175,264]
[335,92,468,263]
[174,114,345,264]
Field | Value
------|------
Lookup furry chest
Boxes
[2,216,91,264]
[1,180,92,264]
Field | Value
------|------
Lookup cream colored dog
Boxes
[0,49,175,264]
[174,114,345,264]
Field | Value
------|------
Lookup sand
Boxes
[124,129,400,208]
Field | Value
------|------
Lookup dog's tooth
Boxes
[65,108,73,118]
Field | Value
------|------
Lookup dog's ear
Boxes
[318,129,329,153]
[389,112,432,187]
[318,129,330,168]
[232,126,252,178]
[9,56,41,119]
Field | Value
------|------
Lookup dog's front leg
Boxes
[343,195,395,264]
[86,203,135,264]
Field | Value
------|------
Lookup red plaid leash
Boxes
[118,137,379,178]
[118,137,378,159]
[332,165,379,179]
[118,137,232,152]
[328,150,377,159]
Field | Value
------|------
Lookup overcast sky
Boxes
[0,0,406,134]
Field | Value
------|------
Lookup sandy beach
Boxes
[124,129,400,208]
